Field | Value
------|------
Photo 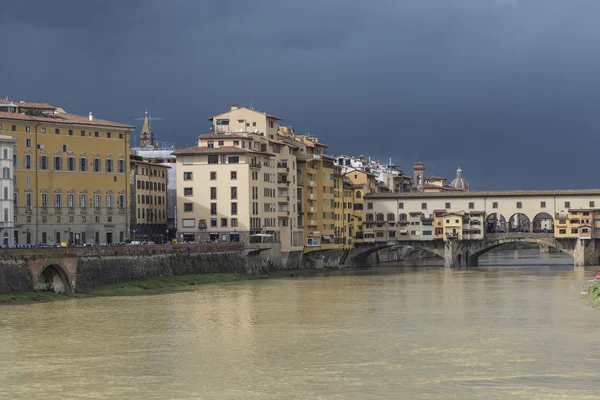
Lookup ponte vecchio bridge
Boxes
[354,190,600,268]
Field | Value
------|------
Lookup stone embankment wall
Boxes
[0,260,32,294]
[0,243,300,294]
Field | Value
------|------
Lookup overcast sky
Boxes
[2,0,600,190]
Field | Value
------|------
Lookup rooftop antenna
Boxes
[135,109,164,124]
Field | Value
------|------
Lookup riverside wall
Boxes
[0,243,298,294]
[0,241,438,295]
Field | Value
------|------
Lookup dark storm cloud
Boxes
[2,0,600,189]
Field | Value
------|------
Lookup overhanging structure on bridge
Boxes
[353,189,600,267]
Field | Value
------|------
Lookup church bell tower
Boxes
[139,110,155,148]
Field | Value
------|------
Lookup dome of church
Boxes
[450,167,470,191]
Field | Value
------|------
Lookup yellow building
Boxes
[278,127,336,252]
[345,169,378,243]
[1,99,133,245]
[443,211,466,240]
[343,180,356,245]
[129,157,170,243]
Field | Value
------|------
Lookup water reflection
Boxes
[0,249,599,399]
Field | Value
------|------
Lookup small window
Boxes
[468,202,474,209]
[183,172,193,180]
[445,202,450,209]
[492,202,498,209]
[68,129,73,136]
[94,131,99,137]
[119,133,123,139]
[183,203,193,212]
[565,201,570,209]
[41,127,46,133]
[107,132,111,138]
[11,125,17,132]
[421,202,427,210]
[210,187,217,200]
[210,219,217,227]
[184,187,193,196]
[516,202,522,209]
[55,128,60,135]
[590,201,595,208]
[211,203,217,215]
[367,202,373,210]
[398,202,404,209]
[210,171,217,180]
[81,130,85,136]
[26,126,31,132]
[218,140,224,146]
[25,139,32,147]
[231,171,237,180]
[541,201,546,208]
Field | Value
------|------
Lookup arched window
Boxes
[356,191,362,199]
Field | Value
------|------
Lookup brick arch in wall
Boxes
[31,262,74,294]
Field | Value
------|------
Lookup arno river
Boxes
[1,249,599,399]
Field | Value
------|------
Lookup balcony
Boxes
[277,196,290,203]
[249,162,262,169]
[68,207,75,213]
[309,220,317,226]
[309,193,315,200]
[55,207,62,214]
[308,180,315,187]
[277,180,290,187]
[309,207,315,213]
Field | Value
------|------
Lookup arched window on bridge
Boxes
[533,212,554,234]
[486,213,506,233]
[508,213,531,233]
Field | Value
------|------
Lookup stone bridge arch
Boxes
[468,236,573,259]
[347,241,446,267]
[29,259,77,293]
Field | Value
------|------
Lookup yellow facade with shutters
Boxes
[0,100,133,245]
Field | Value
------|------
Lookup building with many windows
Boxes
[1,98,133,245]
[130,110,178,240]
[0,135,16,246]
[174,105,304,255]
[129,157,170,243]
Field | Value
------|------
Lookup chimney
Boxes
[230,104,239,111]
[89,112,94,121]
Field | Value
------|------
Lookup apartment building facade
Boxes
[173,105,303,253]
[279,127,337,251]
[129,158,170,243]
[0,135,16,246]
[1,99,133,245]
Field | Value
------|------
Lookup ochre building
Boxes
[1,99,133,245]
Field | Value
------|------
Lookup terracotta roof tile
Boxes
[0,111,134,129]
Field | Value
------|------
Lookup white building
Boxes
[0,135,16,246]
